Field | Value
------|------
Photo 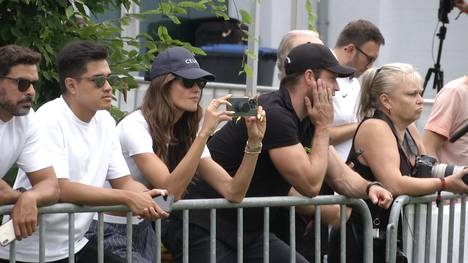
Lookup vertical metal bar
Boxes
[210,209,216,263]
[126,212,132,263]
[289,206,296,263]
[98,213,104,263]
[263,207,269,263]
[436,203,444,263]
[9,240,15,263]
[290,0,298,29]
[183,210,189,263]
[447,199,455,263]
[340,204,347,263]
[424,202,433,263]
[412,204,421,262]
[314,205,321,263]
[402,205,411,256]
[155,219,161,263]
[237,208,243,263]
[246,0,260,96]
[459,195,466,263]
[354,200,373,263]
[39,214,46,262]
[68,213,75,263]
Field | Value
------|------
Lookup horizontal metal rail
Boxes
[0,195,373,263]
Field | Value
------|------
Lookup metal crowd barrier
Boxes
[0,195,374,263]
[386,193,467,263]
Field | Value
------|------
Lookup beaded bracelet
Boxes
[244,141,262,154]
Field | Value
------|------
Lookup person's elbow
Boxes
[225,190,245,203]
[37,176,60,205]
[50,180,61,204]
[295,182,321,198]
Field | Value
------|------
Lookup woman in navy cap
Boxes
[87,46,266,262]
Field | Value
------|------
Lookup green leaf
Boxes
[65,6,74,19]
[178,1,206,11]
[239,9,252,24]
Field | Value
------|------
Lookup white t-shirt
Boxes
[0,110,51,178]
[0,97,130,262]
[332,77,361,161]
[117,110,210,188]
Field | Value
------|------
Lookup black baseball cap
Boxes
[285,43,355,78]
[150,47,215,81]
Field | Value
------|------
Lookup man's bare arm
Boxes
[330,123,358,145]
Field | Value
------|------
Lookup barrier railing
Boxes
[386,193,467,263]
[0,195,373,263]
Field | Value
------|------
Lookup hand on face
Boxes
[244,105,266,145]
[200,94,235,136]
[305,78,334,129]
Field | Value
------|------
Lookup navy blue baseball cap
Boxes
[150,47,215,81]
[285,43,355,78]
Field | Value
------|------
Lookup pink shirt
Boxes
[425,76,468,165]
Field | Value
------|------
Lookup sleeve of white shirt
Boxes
[201,145,211,159]
[16,112,53,173]
[106,120,131,180]
[119,115,154,157]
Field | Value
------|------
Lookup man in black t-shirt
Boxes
[165,43,393,263]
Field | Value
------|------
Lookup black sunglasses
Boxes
[176,77,207,89]
[75,74,121,88]
[354,45,376,67]
[0,76,38,92]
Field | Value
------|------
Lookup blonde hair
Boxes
[357,63,421,120]
[277,30,322,80]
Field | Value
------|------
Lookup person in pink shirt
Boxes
[423,76,468,166]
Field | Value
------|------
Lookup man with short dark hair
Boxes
[331,19,385,161]
[177,43,393,262]
[0,41,168,263]
[0,44,59,246]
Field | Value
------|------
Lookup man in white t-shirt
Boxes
[0,41,168,263]
[331,20,385,161]
[0,44,59,246]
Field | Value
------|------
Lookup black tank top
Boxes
[347,109,420,229]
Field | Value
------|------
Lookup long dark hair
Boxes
[140,73,202,171]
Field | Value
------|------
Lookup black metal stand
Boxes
[422,23,447,95]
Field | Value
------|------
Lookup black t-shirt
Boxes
[184,87,315,247]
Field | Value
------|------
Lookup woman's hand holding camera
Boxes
[200,94,235,137]
[245,106,266,153]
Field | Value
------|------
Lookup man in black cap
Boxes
[182,42,394,262]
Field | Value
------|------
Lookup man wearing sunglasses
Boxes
[331,19,385,161]
[0,45,59,253]
[3,41,169,263]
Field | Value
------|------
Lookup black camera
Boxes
[413,155,468,184]
[227,96,258,117]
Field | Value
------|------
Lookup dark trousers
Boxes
[162,217,309,263]
[0,239,125,263]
